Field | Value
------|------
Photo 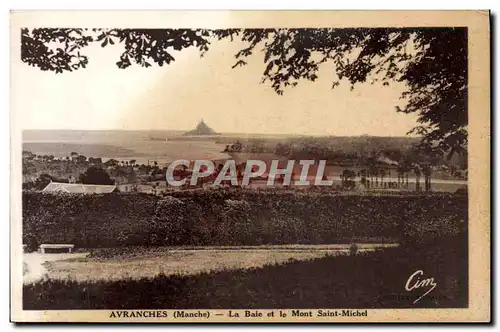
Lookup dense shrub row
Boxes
[23,192,159,249]
[22,189,467,248]
[23,237,467,309]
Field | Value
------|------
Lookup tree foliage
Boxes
[21,27,467,157]
[79,166,114,185]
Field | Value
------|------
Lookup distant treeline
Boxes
[219,135,467,169]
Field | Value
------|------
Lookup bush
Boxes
[24,233,39,252]
[22,189,467,248]
[23,192,158,248]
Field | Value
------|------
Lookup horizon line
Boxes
[22,128,419,139]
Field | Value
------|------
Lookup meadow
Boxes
[44,248,334,282]
[38,244,396,282]
[24,237,467,309]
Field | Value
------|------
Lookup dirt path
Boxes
[23,253,88,284]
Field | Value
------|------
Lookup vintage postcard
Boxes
[10,10,490,323]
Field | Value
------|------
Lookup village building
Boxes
[42,182,117,194]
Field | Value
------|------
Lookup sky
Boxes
[15,31,420,136]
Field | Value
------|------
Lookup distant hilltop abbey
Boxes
[183,119,219,136]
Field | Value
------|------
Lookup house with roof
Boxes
[42,182,118,194]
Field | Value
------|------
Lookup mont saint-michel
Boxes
[183,119,219,136]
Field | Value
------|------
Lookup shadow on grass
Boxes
[24,237,467,310]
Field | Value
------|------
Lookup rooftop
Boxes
[42,182,117,194]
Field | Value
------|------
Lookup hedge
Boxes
[22,188,467,248]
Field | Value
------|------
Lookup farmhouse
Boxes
[42,182,117,194]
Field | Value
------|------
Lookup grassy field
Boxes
[44,250,331,282]
[24,237,467,309]
[42,244,398,282]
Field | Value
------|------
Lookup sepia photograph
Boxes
[10,10,490,323]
